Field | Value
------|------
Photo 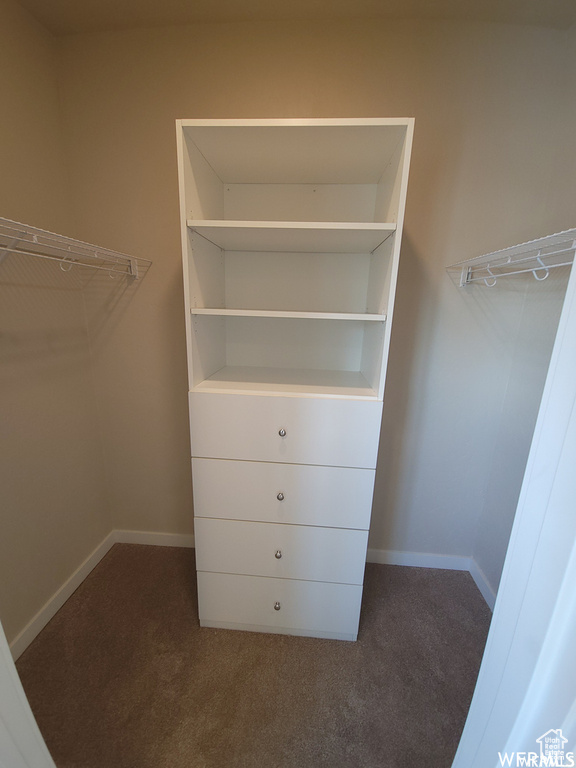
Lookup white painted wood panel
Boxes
[195,518,369,584]
[223,184,379,222]
[197,571,363,640]
[194,366,378,399]
[191,316,387,395]
[189,393,383,468]
[366,236,395,315]
[192,308,385,321]
[224,316,366,371]
[192,458,375,529]
[189,314,226,387]
[224,251,371,314]
[180,128,224,220]
[180,121,408,185]
[188,221,395,253]
[187,231,224,309]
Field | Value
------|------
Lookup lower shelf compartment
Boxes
[197,571,363,641]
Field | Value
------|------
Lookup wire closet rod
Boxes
[446,228,576,288]
[0,217,152,279]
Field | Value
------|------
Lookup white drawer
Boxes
[195,518,368,585]
[192,458,374,529]
[189,392,383,469]
[197,571,363,641]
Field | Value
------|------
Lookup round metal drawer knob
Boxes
[275,549,282,559]
[278,428,286,437]
[274,601,281,611]
[277,492,285,501]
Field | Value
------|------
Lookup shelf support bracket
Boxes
[460,266,472,287]
[0,236,22,266]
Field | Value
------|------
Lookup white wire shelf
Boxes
[0,217,151,279]
[447,229,576,287]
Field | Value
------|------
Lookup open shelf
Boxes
[188,221,396,253]
[189,314,386,398]
[192,366,379,399]
[180,120,411,225]
[191,308,387,321]
[178,118,414,403]
[185,230,396,316]
[179,119,409,185]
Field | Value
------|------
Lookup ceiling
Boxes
[17,0,576,36]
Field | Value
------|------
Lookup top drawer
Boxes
[189,393,383,469]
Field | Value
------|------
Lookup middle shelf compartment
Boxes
[189,314,386,397]
[185,225,397,315]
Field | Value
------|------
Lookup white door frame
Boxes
[0,619,56,768]
[1,266,574,768]
[453,259,576,766]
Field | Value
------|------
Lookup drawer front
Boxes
[189,392,383,469]
[197,571,363,640]
[192,458,374,530]
[195,518,368,585]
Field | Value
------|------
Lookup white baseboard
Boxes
[114,530,195,548]
[9,529,195,661]
[367,548,496,610]
[467,558,496,611]
[11,535,492,660]
[9,531,117,661]
[367,548,471,570]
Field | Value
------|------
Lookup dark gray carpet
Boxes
[16,544,491,768]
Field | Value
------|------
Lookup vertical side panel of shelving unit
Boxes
[188,231,225,310]
[187,233,227,388]
[190,315,226,389]
[177,121,227,390]
[366,235,395,315]
[373,124,410,224]
[372,121,414,400]
[360,321,386,395]
[176,121,196,390]
[180,127,224,220]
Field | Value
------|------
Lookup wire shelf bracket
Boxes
[0,217,151,279]
[447,229,576,288]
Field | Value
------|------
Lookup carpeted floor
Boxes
[16,544,492,768]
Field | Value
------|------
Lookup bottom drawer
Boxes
[197,571,363,641]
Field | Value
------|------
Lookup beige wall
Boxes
[470,23,576,593]
[2,12,575,641]
[0,0,111,642]
[0,0,70,230]
[56,19,575,569]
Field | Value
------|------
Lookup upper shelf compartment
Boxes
[177,119,413,225]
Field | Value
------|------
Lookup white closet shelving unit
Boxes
[0,217,151,279]
[177,118,414,641]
